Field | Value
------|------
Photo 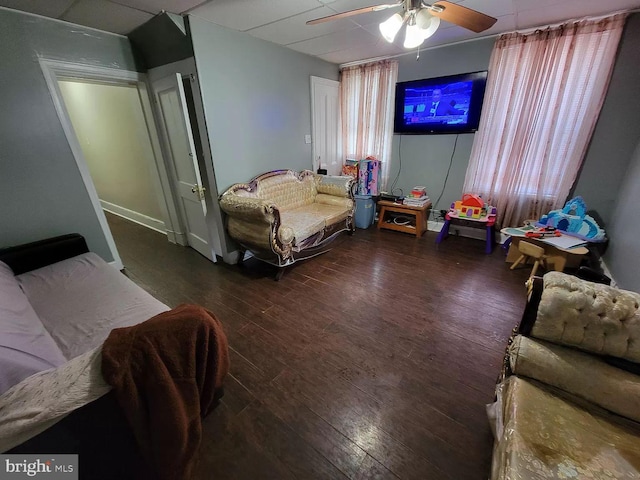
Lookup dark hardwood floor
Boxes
[106,212,531,480]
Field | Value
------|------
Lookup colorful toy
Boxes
[450,193,496,219]
[341,159,358,178]
[537,196,606,242]
[358,158,380,196]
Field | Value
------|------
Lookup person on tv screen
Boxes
[428,88,461,117]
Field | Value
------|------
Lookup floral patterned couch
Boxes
[488,272,640,480]
[219,170,354,276]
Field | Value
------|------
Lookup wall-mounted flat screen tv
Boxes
[394,71,488,135]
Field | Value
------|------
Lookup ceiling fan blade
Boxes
[306,3,402,25]
[431,1,497,33]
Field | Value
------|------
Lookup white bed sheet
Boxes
[17,252,169,360]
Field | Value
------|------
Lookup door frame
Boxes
[39,58,182,269]
[310,76,341,175]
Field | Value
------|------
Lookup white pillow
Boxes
[0,261,67,395]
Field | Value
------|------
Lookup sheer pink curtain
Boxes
[340,60,398,189]
[463,14,627,227]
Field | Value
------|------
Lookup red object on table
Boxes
[525,230,561,239]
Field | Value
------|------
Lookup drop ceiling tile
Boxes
[61,0,153,34]
[514,0,609,29]
[318,39,403,64]
[288,25,379,56]
[513,0,640,28]
[0,0,75,18]
[189,0,322,32]
[458,0,514,17]
[512,0,574,14]
[108,0,206,14]
[327,0,398,13]
[247,6,361,45]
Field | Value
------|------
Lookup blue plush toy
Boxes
[538,196,606,242]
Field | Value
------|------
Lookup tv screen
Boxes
[394,71,488,135]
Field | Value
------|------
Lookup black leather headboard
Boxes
[0,234,89,275]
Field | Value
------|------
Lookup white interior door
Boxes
[311,76,341,176]
[152,73,213,261]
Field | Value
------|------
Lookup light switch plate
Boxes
[304,134,312,144]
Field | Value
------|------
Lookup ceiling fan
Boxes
[307,0,497,49]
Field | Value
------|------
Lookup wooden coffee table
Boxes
[377,200,432,237]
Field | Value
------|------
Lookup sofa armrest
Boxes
[509,335,640,423]
[220,196,293,262]
[315,175,354,198]
[219,195,277,224]
[0,234,89,275]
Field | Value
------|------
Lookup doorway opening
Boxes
[57,78,168,249]
[40,59,219,268]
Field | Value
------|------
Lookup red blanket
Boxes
[101,304,229,480]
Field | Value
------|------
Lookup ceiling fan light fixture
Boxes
[403,16,424,49]
[416,9,440,39]
[379,12,404,43]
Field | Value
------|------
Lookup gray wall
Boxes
[188,15,339,193]
[58,80,164,222]
[603,139,640,291]
[389,38,495,213]
[0,7,141,261]
[573,14,640,223]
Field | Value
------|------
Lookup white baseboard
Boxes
[172,231,189,246]
[427,220,443,232]
[101,200,166,235]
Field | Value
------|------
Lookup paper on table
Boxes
[541,235,587,250]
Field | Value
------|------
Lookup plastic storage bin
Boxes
[354,195,375,229]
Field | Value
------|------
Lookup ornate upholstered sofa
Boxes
[219,170,354,275]
[488,272,640,479]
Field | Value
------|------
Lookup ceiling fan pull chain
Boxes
[416,44,421,60]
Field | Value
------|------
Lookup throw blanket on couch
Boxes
[0,346,111,452]
[101,304,229,480]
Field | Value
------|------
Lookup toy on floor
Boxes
[537,196,606,242]
[450,193,497,219]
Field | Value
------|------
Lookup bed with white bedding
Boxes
[0,234,169,474]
